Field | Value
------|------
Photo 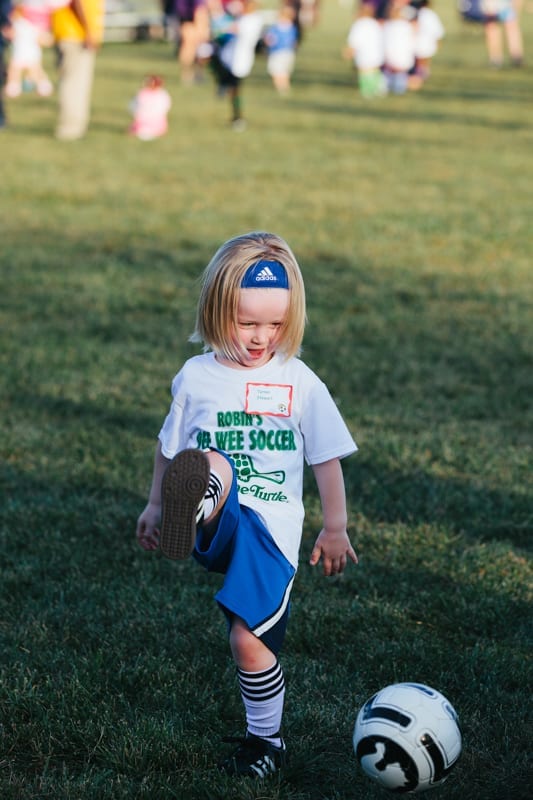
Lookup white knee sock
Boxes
[238,660,285,744]
[198,469,224,523]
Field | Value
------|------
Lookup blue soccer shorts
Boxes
[193,450,295,656]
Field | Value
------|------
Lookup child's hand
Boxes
[309,528,358,577]
[136,503,161,551]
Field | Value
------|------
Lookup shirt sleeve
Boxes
[158,370,187,458]
[300,379,358,466]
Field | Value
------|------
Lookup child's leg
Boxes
[230,618,285,741]
[177,21,197,84]
[220,616,286,776]
[229,84,242,122]
[504,18,524,63]
[28,63,53,96]
[230,616,277,672]
[273,72,290,94]
[5,63,23,97]
[358,70,374,98]
[202,450,232,526]
[485,20,504,65]
[159,449,232,560]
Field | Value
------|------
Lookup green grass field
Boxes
[1,2,532,798]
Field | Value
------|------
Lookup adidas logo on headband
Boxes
[256,265,278,281]
[241,259,289,289]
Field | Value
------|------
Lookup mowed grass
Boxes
[1,3,532,799]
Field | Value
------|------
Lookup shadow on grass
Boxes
[11,391,162,438]
[343,458,531,551]
[287,97,530,131]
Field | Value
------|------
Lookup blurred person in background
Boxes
[129,73,171,140]
[5,0,54,98]
[264,2,299,94]
[51,0,103,140]
[0,0,12,127]
[483,0,524,66]
[408,0,444,88]
[174,0,210,84]
[383,0,415,93]
[344,1,387,98]
[209,0,263,130]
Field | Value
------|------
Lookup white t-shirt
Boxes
[11,17,42,67]
[220,11,264,78]
[414,8,444,59]
[383,19,415,71]
[348,17,385,71]
[158,352,357,568]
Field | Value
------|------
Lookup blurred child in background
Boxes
[174,0,210,84]
[345,1,387,98]
[264,3,298,94]
[5,0,54,98]
[198,0,234,67]
[382,0,415,94]
[0,0,12,126]
[483,0,524,67]
[129,74,171,140]
[409,0,444,89]
[209,0,264,130]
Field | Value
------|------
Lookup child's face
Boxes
[225,287,289,369]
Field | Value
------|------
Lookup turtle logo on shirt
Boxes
[230,453,285,485]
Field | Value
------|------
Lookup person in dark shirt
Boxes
[0,0,12,128]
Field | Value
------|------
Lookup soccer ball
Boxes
[353,682,462,794]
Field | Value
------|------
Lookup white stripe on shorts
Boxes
[251,574,295,638]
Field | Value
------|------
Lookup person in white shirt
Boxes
[136,231,358,778]
[383,0,416,94]
[409,0,444,88]
[345,1,387,98]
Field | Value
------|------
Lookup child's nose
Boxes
[252,326,268,343]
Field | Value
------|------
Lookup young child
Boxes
[409,0,444,89]
[209,0,264,130]
[5,0,54,98]
[264,3,298,94]
[382,0,416,94]
[345,1,387,99]
[136,231,358,777]
[483,0,524,68]
[129,74,172,141]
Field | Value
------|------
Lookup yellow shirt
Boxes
[52,0,105,44]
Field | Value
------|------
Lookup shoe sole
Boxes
[160,449,210,560]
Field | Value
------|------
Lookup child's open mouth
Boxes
[247,349,265,360]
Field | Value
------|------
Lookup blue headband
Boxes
[241,260,289,289]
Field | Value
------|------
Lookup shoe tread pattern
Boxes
[160,449,210,560]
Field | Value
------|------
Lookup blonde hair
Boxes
[190,231,307,363]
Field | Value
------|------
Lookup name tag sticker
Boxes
[245,383,293,417]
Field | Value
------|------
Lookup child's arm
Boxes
[310,458,358,576]
[136,440,171,550]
